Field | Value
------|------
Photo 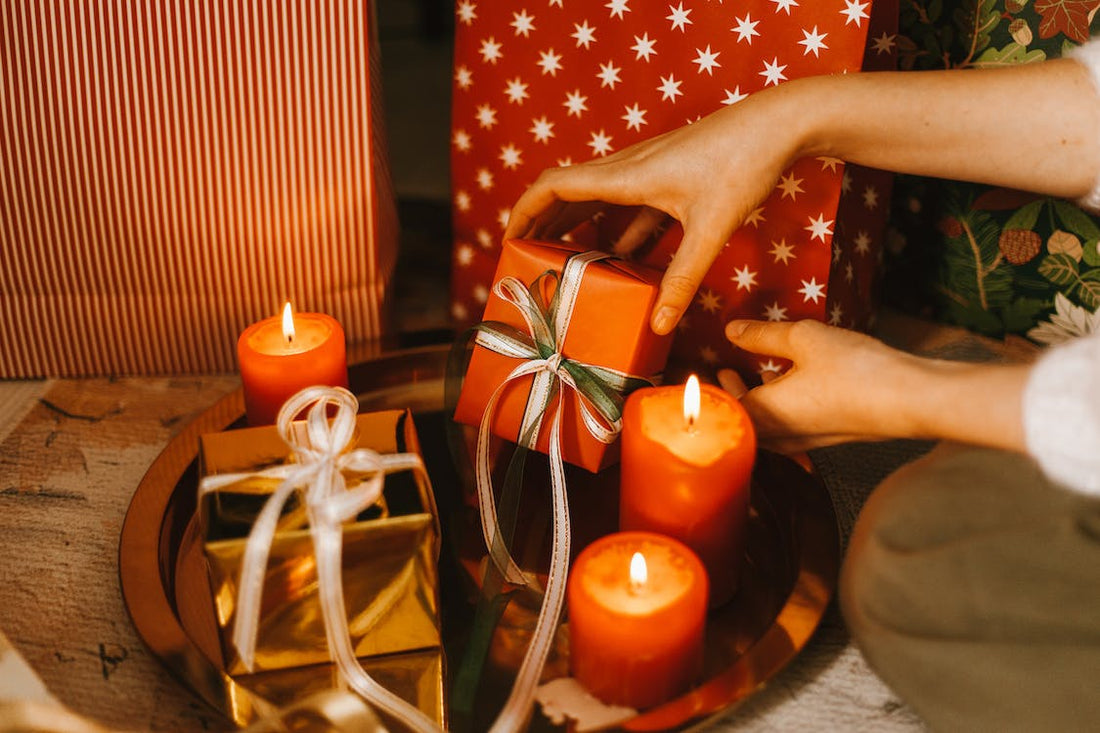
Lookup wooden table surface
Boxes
[2,312,1012,731]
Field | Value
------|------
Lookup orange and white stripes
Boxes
[0,0,397,376]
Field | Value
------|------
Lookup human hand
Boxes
[504,88,807,335]
[719,319,925,453]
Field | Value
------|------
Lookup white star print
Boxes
[828,303,844,326]
[455,65,473,90]
[700,346,719,364]
[872,32,897,54]
[777,172,804,200]
[588,129,613,157]
[769,239,796,264]
[744,207,766,227]
[473,284,489,304]
[722,87,749,105]
[475,104,498,129]
[693,46,721,75]
[763,301,788,321]
[799,26,828,57]
[564,90,589,117]
[632,33,657,61]
[677,314,691,332]
[606,0,630,19]
[862,185,879,209]
[806,214,834,242]
[556,156,574,167]
[537,48,563,76]
[455,190,471,212]
[597,61,623,89]
[497,209,511,230]
[833,243,842,264]
[840,0,870,26]
[817,156,843,173]
[505,77,529,104]
[853,230,872,255]
[499,144,522,169]
[731,14,760,44]
[511,10,536,37]
[572,21,597,49]
[841,170,853,194]
[622,103,647,131]
[530,116,555,143]
[845,262,855,282]
[452,301,469,321]
[456,244,474,266]
[731,265,758,291]
[476,229,494,248]
[760,57,788,86]
[658,74,683,102]
[479,37,503,64]
[549,0,563,6]
[453,129,471,152]
[759,359,783,376]
[770,0,799,15]
[456,1,477,25]
[798,277,826,304]
[667,3,693,32]
[476,169,494,191]
[697,289,722,313]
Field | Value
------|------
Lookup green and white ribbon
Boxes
[471,250,654,733]
[198,386,439,733]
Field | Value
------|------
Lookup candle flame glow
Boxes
[684,374,700,431]
[629,551,647,591]
[281,302,295,343]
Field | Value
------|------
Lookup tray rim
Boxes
[117,343,840,730]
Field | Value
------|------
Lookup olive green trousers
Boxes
[840,444,1100,733]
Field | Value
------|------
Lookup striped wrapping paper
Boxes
[0,0,398,377]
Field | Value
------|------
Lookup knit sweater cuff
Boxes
[1022,332,1100,496]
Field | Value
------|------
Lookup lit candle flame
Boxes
[281,302,295,344]
[629,551,647,593]
[684,374,700,432]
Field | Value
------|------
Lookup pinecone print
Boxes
[999,229,1042,265]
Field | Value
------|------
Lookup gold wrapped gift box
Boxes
[198,409,443,681]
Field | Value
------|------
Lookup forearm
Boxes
[896,357,1031,452]
[782,60,1100,199]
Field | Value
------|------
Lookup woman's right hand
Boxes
[503,84,811,335]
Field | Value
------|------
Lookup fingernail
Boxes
[726,320,748,340]
[653,307,678,334]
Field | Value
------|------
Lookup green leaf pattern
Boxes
[887,0,1100,340]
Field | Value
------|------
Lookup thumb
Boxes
[651,231,723,335]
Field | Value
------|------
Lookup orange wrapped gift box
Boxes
[453,239,674,473]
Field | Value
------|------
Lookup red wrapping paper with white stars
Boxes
[451,0,898,378]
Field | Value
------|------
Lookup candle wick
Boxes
[686,415,696,434]
[286,333,294,345]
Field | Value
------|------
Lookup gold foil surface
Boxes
[199,409,442,677]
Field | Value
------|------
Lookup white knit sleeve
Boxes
[1022,330,1100,496]
[1070,40,1100,213]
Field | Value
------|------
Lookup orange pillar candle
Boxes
[237,303,349,425]
[620,376,755,607]
[567,531,708,709]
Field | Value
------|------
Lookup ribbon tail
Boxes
[310,515,439,733]
[477,366,541,585]
[232,476,303,672]
[488,401,571,733]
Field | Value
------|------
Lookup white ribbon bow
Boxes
[198,386,439,733]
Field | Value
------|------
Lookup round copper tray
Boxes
[118,344,839,731]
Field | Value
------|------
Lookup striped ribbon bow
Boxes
[470,250,654,733]
[198,386,440,733]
